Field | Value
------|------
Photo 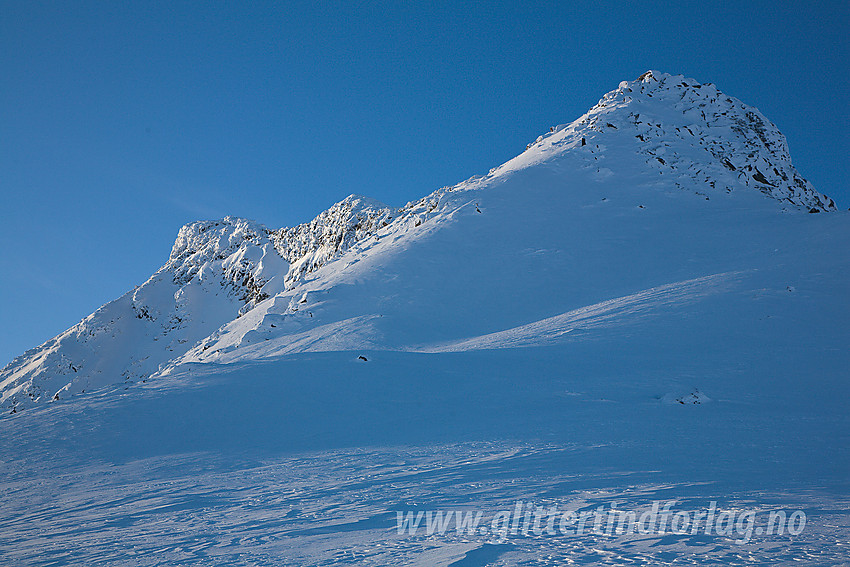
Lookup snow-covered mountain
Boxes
[0,197,390,409]
[1,71,849,565]
[0,71,837,413]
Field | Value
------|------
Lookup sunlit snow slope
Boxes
[0,70,839,412]
[1,71,849,566]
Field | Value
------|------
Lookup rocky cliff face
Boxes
[516,70,834,212]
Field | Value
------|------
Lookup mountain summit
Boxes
[515,70,835,212]
[0,71,839,413]
[1,72,849,566]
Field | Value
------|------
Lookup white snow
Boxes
[0,71,847,566]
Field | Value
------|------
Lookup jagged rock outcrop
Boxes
[1,71,838,413]
[271,195,396,289]
[526,70,835,211]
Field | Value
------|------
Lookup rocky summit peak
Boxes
[519,71,836,212]
[1,71,839,413]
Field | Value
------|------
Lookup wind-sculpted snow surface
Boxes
[507,70,836,212]
[0,204,394,411]
[414,272,744,353]
[1,71,838,412]
[0,200,407,411]
[0,217,285,410]
[2,442,848,566]
[0,71,848,565]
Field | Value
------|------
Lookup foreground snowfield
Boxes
[1,72,848,565]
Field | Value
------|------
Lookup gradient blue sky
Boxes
[1,0,848,365]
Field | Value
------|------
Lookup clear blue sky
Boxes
[1,0,848,366]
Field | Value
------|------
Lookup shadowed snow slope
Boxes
[0,72,848,566]
[1,71,839,411]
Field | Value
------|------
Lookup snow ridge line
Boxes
[413,272,744,353]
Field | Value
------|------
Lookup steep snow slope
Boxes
[0,217,282,408]
[162,71,839,369]
[0,199,394,410]
[0,71,836,413]
[514,70,836,212]
[1,205,847,565]
[0,72,847,565]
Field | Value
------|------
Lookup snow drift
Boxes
[0,70,838,412]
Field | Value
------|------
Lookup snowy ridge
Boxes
[0,71,840,413]
[412,271,744,353]
[1,71,848,567]
[271,195,396,289]
[0,218,286,410]
[0,202,399,411]
[0,193,435,411]
[509,70,835,211]
[166,216,285,311]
